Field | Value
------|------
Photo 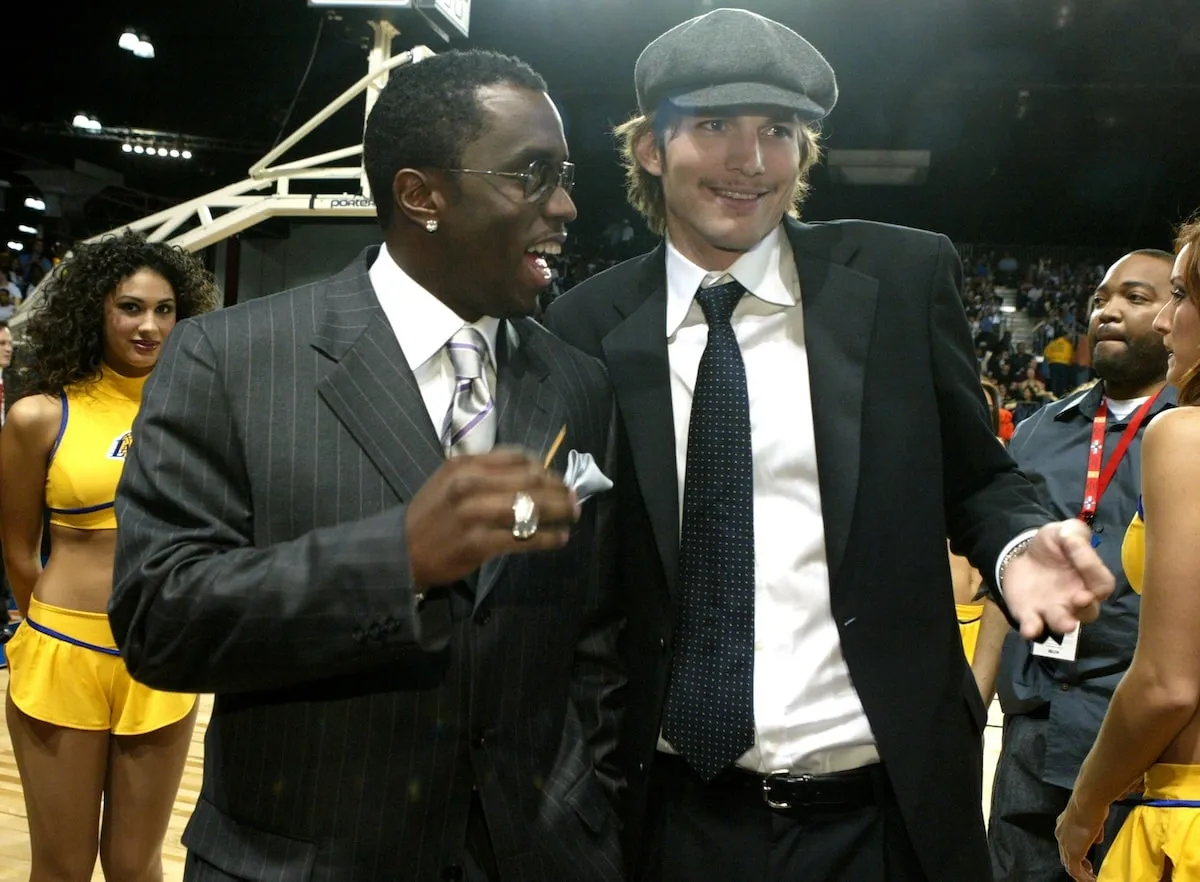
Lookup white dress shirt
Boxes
[368,245,502,438]
[658,225,880,775]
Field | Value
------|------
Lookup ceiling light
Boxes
[827,149,932,187]
[124,140,194,160]
[24,197,46,211]
[118,29,139,51]
[7,241,24,252]
[133,37,155,59]
[18,225,38,235]
[72,113,102,131]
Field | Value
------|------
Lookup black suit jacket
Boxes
[110,248,625,882]
[545,219,1049,882]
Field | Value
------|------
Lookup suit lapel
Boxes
[475,319,562,609]
[602,247,681,597]
[313,251,444,503]
[787,221,878,586]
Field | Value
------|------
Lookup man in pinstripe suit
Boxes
[109,51,624,882]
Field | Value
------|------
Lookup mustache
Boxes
[1090,332,1170,380]
[1091,333,1164,354]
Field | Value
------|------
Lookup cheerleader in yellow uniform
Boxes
[0,232,218,882]
[1057,218,1200,881]
[950,546,985,662]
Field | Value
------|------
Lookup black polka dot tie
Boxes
[662,279,756,781]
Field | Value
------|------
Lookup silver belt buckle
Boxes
[762,769,799,810]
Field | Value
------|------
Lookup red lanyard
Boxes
[1078,392,1160,523]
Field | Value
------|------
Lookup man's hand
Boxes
[1056,795,1107,882]
[405,448,581,588]
[1002,519,1115,640]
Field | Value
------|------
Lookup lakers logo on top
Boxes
[108,432,133,461]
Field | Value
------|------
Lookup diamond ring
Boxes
[511,491,539,540]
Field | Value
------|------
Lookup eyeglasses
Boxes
[445,159,575,203]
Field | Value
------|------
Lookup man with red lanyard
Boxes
[985,250,1177,881]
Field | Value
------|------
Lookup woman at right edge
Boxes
[1057,217,1200,880]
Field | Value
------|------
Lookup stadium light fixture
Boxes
[119,28,155,58]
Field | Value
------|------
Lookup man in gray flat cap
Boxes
[545,7,1117,882]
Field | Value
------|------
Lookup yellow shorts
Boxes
[1100,763,1200,881]
[957,602,984,664]
[6,597,196,736]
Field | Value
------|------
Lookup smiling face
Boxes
[421,84,577,320]
[635,109,802,271]
[102,268,177,376]
[1156,244,1200,394]
[1086,252,1173,396]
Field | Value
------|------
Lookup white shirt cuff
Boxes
[994,528,1040,596]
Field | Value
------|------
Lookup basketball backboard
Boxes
[307,0,470,41]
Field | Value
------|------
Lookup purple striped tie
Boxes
[442,327,496,456]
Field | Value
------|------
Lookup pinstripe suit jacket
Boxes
[110,247,625,882]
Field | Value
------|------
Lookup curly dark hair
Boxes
[363,49,546,229]
[20,231,220,396]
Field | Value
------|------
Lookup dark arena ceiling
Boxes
[5,0,1199,248]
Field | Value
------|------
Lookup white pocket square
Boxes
[563,450,613,504]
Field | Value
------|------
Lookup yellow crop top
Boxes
[1121,497,1146,595]
[45,366,146,530]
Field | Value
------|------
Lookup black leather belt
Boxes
[657,752,886,813]
[722,764,882,811]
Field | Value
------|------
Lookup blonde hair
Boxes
[1174,217,1200,405]
[614,108,823,237]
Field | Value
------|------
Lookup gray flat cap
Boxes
[635,7,837,121]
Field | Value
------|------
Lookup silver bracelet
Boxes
[997,536,1036,590]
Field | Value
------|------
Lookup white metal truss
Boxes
[90,24,435,252]
[8,24,430,329]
